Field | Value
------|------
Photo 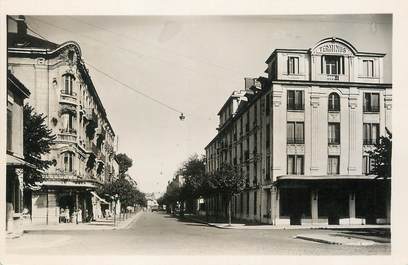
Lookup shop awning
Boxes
[91,191,109,204]
[7,154,35,168]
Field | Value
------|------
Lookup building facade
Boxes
[7,16,119,225]
[205,37,391,225]
[6,71,32,236]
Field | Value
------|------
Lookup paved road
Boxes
[6,212,390,256]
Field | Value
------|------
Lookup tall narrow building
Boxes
[7,16,119,225]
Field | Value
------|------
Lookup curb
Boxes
[294,234,377,246]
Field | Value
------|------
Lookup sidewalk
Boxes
[294,233,378,246]
[22,211,143,232]
[182,214,391,230]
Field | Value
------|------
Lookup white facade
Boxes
[205,37,391,225]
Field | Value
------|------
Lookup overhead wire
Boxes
[19,16,186,116]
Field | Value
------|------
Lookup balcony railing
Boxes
[363,138,379,145]
[44,172,102,185]
[60,90,77,104]
[326,74,339,81]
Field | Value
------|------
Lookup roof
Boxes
[8,32,58,50]
[8,33,116,136]
[7,153,35,168]
[7,70,31,99]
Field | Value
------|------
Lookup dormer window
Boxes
[321,55,345,75]
[288,56,299,75]
[362,59,374,77]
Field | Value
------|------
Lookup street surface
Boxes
[6,212,390,256]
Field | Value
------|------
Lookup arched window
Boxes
[328,92,340,111]
[62,151,75,172]
[62,74,75,95]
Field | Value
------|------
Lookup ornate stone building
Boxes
[7,16,119,225]
[205,37,391,225]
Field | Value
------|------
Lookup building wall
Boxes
[205,38,391,225]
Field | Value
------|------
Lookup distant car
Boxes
[151,205,159,212]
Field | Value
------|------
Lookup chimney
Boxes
[16,15,27,37]
[244,77,255,90]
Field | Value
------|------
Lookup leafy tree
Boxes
[178,154,206,212]
[100,177,146,210]
[115,153,133,175]
[23,104,56,186]
[209,163,246,225]
[368,129,392,179]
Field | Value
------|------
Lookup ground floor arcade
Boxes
[203,177,390,226]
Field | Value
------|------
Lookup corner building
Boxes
[7,17,119,225]
[205,37,391,225]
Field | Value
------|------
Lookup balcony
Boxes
[57,128,77,143]
[43,171,103,187]
[326,74,339,81]
[60,90,77,105]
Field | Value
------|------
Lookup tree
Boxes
[209,163,246,225]
[23,104,56,186]
[115,153,133,175]
[178,154,206,213]
[100,177,146,210]
[368,128,392,179]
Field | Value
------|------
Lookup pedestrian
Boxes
[77,208,82,223]
[65,207,70,223]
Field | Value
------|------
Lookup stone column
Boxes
[349,192,356,219]
[311,190,319,223]
[271,187,279,225]
[348,89,360,174]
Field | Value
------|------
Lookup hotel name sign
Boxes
[312,43,353,55]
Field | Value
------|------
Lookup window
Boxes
[363,123,379,145]
[362,60,374,77]
[287,90,304,110]
[7,109,12,152]
[328,93,340,111]
[253,191,257,215]
[287,155,304,175]
[363,155,375,175]
[328,123,340,144]
[328,156,340,175]
[322,55,344,75]
[63,152,74,172]
[288,56,299,75]
[287,122,304,144]
[63,74,74,95]
[61,113,74,132]
[363,93,380,112]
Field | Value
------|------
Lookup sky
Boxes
[17,15,392,193]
